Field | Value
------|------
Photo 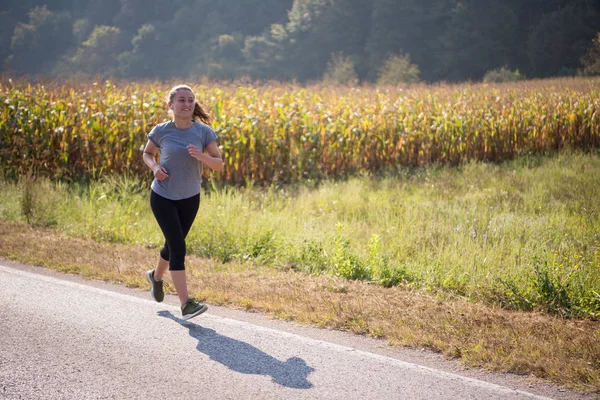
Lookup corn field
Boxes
[1,77,599,184]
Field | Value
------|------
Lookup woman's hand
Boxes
[187,144,202,160]
[152,165,169,180]
[187,142,224,172]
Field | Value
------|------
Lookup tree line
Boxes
[2,0,600,83]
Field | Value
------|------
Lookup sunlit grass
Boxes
[2,151,599,317]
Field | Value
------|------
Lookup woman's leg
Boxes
[169,194,200,306]
[170,270,189,306]
[153,256,169,281]
[150,191,201,306]
[150,191,188,305]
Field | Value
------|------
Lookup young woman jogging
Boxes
[142,84,223,320]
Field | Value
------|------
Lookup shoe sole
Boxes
[145,271,164,303]
[182,304,208,321]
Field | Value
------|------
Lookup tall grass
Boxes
[1,151,598,318]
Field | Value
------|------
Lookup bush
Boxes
[483,66,524,83]
[323,52,358,85]
[377,53,420,85]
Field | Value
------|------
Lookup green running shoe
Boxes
[145,269,164,303]
[181,299,208,320]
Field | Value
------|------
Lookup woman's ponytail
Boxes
[193,101,212,126]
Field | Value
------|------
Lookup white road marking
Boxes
[0,263,554,400]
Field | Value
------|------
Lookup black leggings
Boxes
[150,190,200,271]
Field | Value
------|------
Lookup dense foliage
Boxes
[2,0,600,82]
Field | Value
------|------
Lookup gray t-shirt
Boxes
[148,121,218,200]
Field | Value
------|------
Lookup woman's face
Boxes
[169,89,195,119]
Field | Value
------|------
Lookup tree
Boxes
[118,24,171,78]
[204,34,245,80]
[66,25,128,76]
[186,0,293,37]
[281,0,334,81]
[435,0,518,81]
[282,0,372,82]
[502,0,567,72]
[581,32,600,75]
[527,2,600,77]
[1,0,47,21]
[112,0,173,33]
[242,25,290,80]
[72,18,93,45]
[8,5,73,73]
[0,12,18,70]
[366,0,451,82]
[84,0,121,27]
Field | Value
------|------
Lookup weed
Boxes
[532,257,572,316]
[19,175,36,225]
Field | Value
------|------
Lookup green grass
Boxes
[2,151,599,318]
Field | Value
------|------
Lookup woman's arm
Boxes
[187,141,224,172]
[143,140,169,180]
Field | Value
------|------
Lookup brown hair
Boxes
[167,84,212,126]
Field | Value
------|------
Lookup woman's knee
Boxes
[168,253,186,271]
[160,247,170,261]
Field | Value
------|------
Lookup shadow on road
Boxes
[158,310,314,389]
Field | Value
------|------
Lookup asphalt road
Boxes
[0,260,593,400]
